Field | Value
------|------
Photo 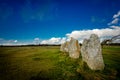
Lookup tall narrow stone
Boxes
[68,37,80,59]
[81,34,105,70]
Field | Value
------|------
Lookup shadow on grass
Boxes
[30,69,63,80]
[30,71,50,80]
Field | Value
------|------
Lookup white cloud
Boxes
[113,11,120,18]
[33,38,40,44]
[40,37,66,44]
[40,26,120,44]
[34,38,40,41]
[14,40,18,43]
[108,11,120,25]
[110,18,119,25]
[0,39,18,45]
[1,26,120,45]
[41,24,120,44]
[66,26,120,43]
[60,37,67,43]
[108,18,119,25]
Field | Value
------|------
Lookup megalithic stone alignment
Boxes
[60,34,105,70]
[81,34,105,70]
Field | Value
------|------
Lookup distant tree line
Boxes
[1,43,120,47]
[0,44,61,47]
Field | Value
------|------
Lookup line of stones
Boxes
[60,34,105,70]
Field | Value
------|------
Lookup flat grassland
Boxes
[0,46,120,80]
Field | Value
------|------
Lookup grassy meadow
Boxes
[0,46,120,80]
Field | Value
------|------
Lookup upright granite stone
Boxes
[81,39,89,62]
[60,41,69,52]
[68,37,80,59]
[81,34,104,70]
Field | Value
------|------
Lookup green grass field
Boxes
[0,46,120,80]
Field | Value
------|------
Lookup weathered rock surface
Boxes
[81,34,105,70]
[68,37,80,59]
[60,41,69,52]
[60,37,80,59]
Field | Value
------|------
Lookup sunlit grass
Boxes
[0,46,120,80]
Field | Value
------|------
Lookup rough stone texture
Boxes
[60,41,69,52]
[81,34,105,70]
[68,37,80,59]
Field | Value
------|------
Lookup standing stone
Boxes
[81,34,104,70]
[68,37,80,59]
[60,41,69,52]
[81,39,89,62]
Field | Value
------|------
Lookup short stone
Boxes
[60,41,69,52]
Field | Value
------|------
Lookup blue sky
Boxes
[0,0,120,45]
